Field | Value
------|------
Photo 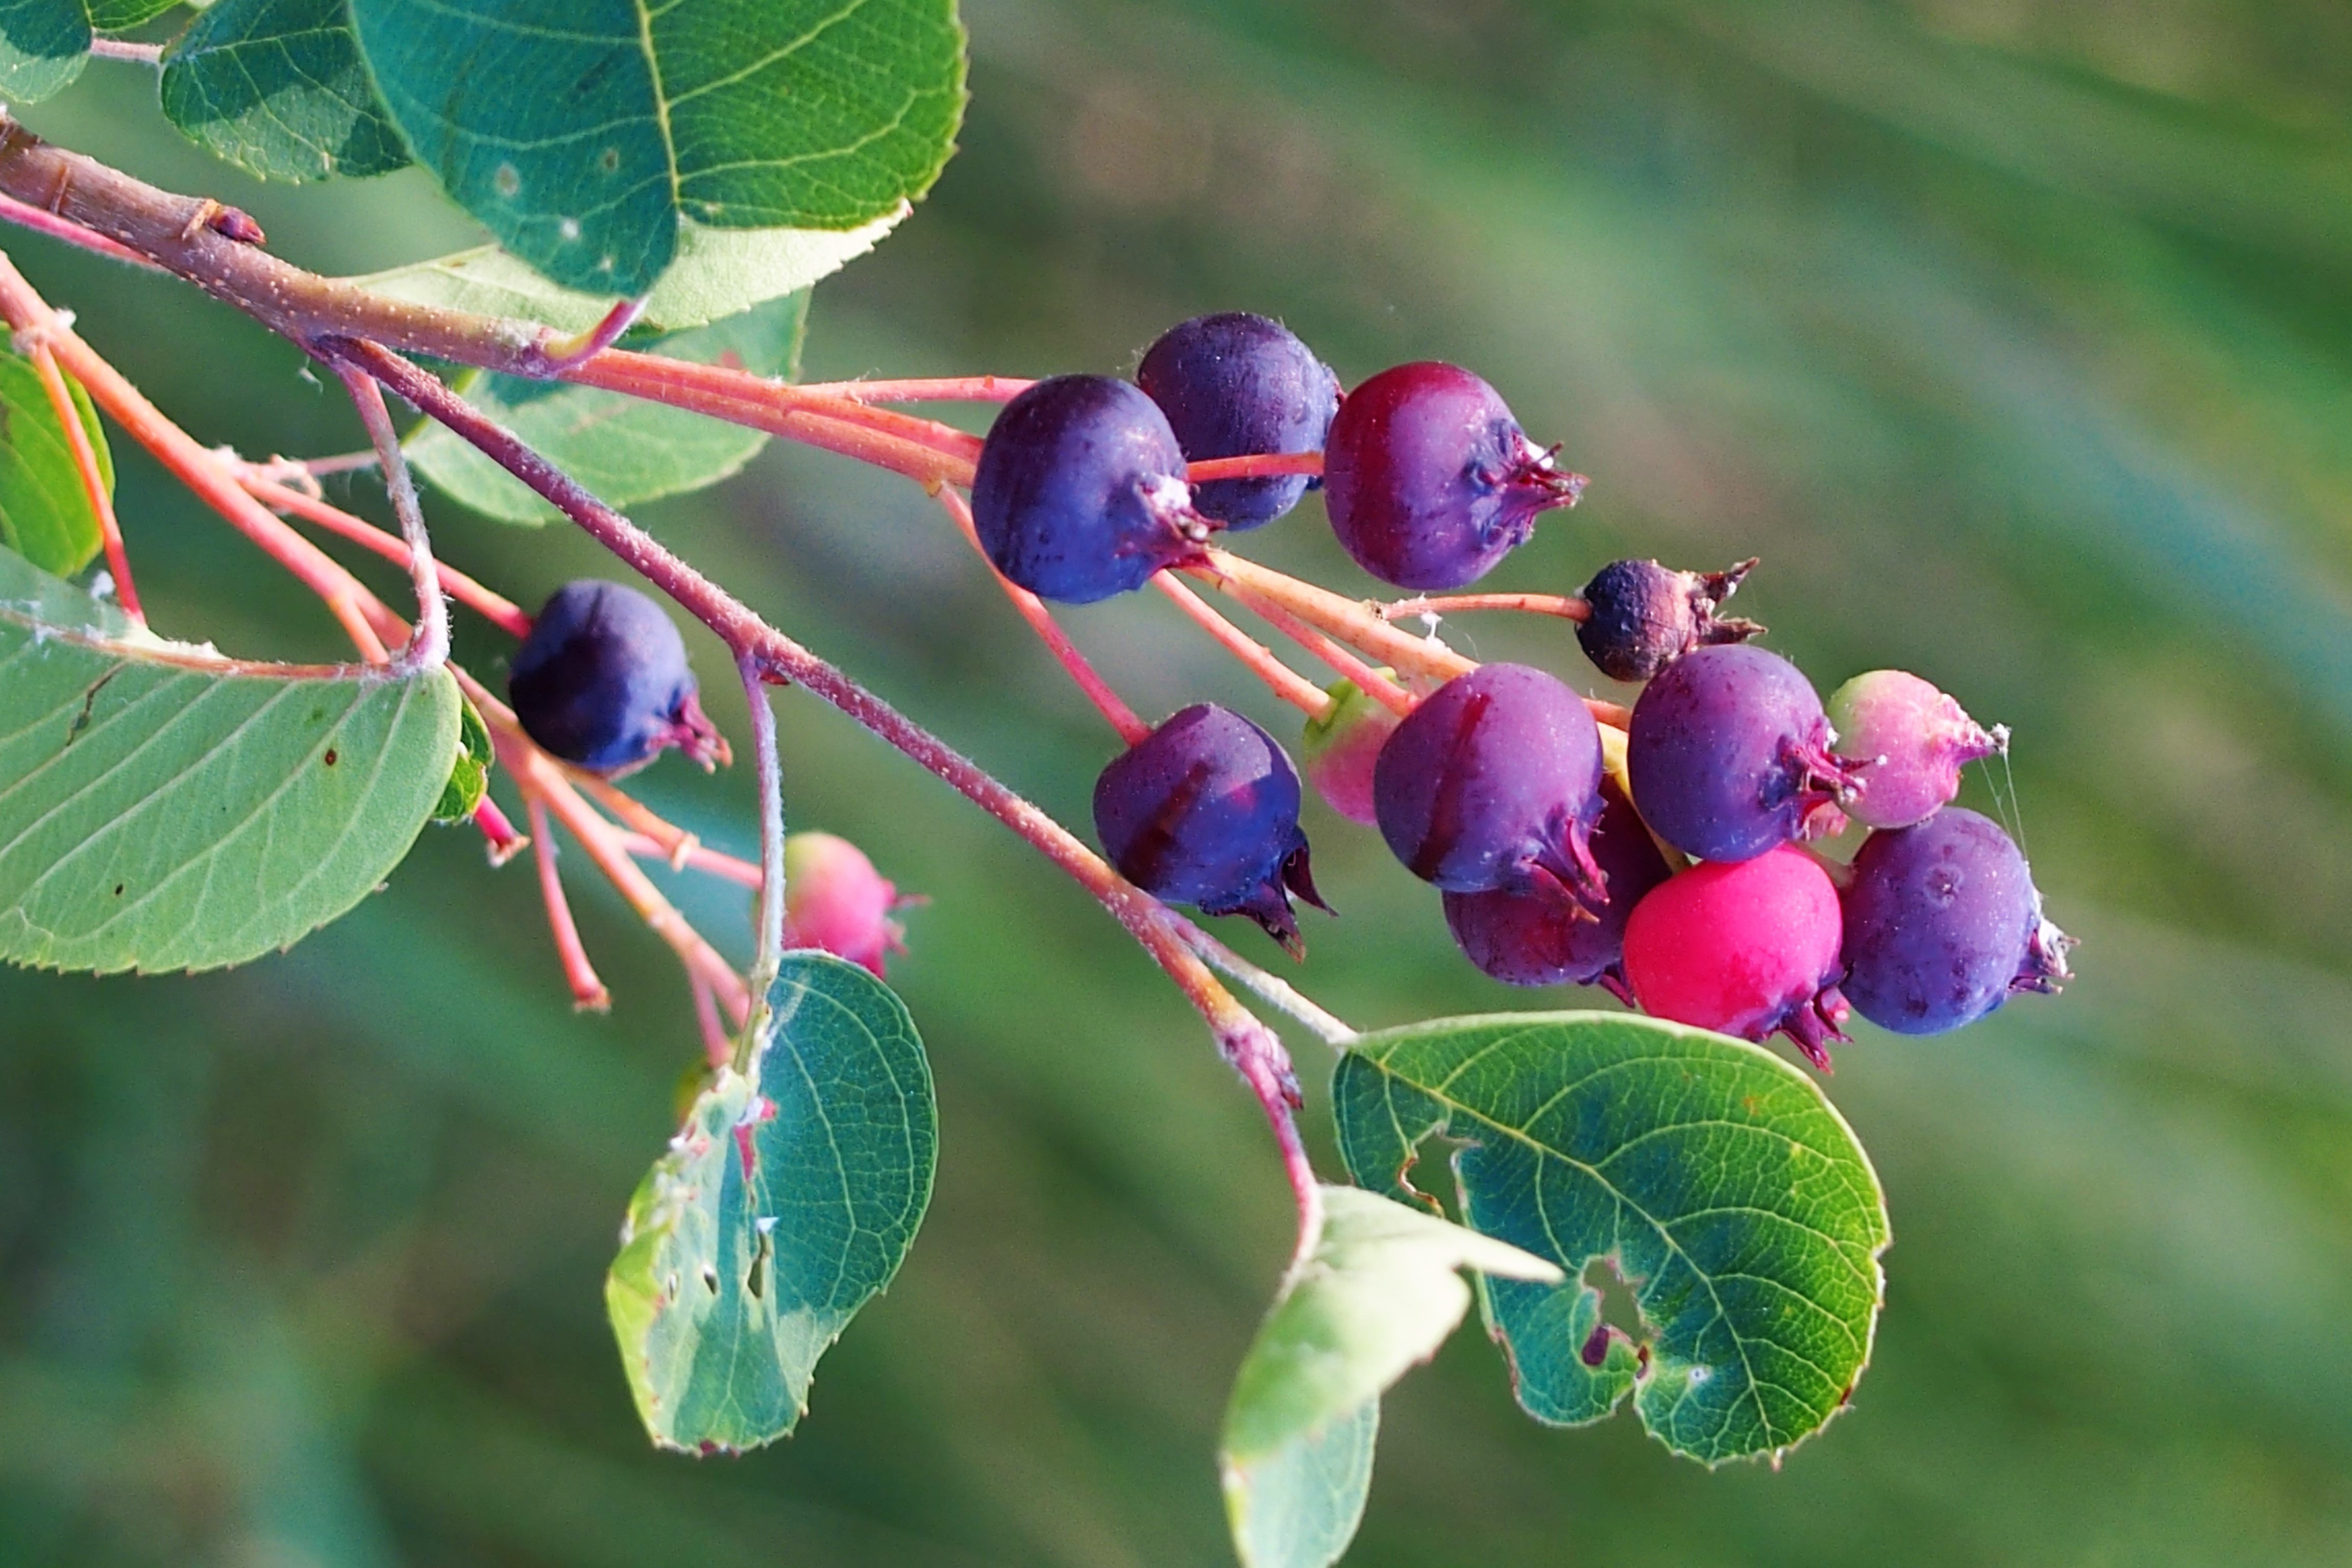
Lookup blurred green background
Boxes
[6,1,2352,1561]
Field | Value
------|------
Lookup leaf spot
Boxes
[494,163,521,198]
[323,747,338,766]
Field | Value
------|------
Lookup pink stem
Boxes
[691,973,731,1070]
[324,353,448,675]
[526,796,612,1012]
[88,39,162,65]
[473,796,529,866]
[1152,573,1333,719]
[24,337,141,624]
[796,375,1032,403]
[1226,583,1415,717]
[542,296,646,371]
[0,193,162,270]
[1185,452,1323,482]
[620,831,762,889]
[1381,590,1590,622]
[244,473,532,638]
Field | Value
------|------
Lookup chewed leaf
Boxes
[606,951,935,1453]
[1333,1011,1889,1466]
[1220,1186,1560,1568]
[432,694,493,824]
[0,549,461,973]
[0,344,111,578]
[160,0,411,183]
[347,0,964,296]
[406,293,806,524]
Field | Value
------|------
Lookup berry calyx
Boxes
[1442,780,1668,996]
[1840,807,2072,1035]
[508,580,728,775]
[1323,362,1585,590]
[782,832,915,977]
[971,374,1217,605]
[1093,703,1329,953]
[1621,845,1850,1069]
[1137,312,1340,531]
[1576,557,1763,683]
[1298,672,1404,825]
[1627,643,1865,862]
[1825,670,2005,830]
[1371,662,1605,903]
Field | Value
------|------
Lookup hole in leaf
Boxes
[747,1230,772,1300]
[1580,1255,1649,1370]
[700,1264,719,1295]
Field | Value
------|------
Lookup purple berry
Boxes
[1826,670,2004,830]
[1627,644,1865,863]
[1094,704,1329,952]
[1298,673,1404,826]
[972,375,1216,604]
[1841,807,2072,1036]
[1442,781,1667,996]
[1576,557,1763,683]
[508,580,726,775]
[1371,662,1605,903]
[1324,362,1584,590]
[1137,312,1340,530]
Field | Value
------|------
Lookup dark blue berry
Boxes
[1137,312,1340,531]
[1626,644,1863,863]
[1841,808,2072,1035]
[972,374,1215,604]
[1442,781,1666,996]
[1094,704,1329,952]
[1372,662,1605,902]
[1576,557,1762,683]
[508,580,725,774]
[1324,362,1583,590]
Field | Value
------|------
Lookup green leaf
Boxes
[606,950,936,1453]
[350,210,905,335]
[406,291,806,524]
[0,346,111,578]
[86,0,179,27]
[1221,1186,1561,1568]
[347,0,966,297]
[431,693,492,823]
[0,0,87,107]
[0,549,462,974]
[160,0,411,183]
[1333,1012,1889,1466]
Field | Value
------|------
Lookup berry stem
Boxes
[1379,591,1590,623]
[620,832,762,889]
[24,335,141,624]
[1174,917,1359,1049]
[796,375,1031,404]
[935,485,1152,744]
[1151,572,1333,720]
[737,652,788,1076]
[324,352,448,676]
[1223,583,1415,717]
[541,295,647,371]
[0,191,165,272]
[472,795,529,866]
[241,472,532,639]
[524,795,612,1012]
[1183,452,1324,483]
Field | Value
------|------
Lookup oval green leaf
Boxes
[1332,1012,1889,1466]
[606,950,936,1454]
[405,290,805,523]
[0,0,87,104]
[160,0,411,183]
[0,345,110,578]
[347,0,966,296]
[0,550,462,974]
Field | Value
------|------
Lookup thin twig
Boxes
[0,191,165,271]
[736,653,786,1074]
[797,375,1031,403]
[1380,591,1589,622]
[1152,573,1333,719]
[619,832,761,889]
[24,336,140,623]
[1224,582,1414,718]
[1185,452,1322,483]
[88,39,163,65]
[526,796,611,1011]
[324,354,448,675]
[242,472,531,638]
[472,795,529,866]
[1177,918,1359,1050]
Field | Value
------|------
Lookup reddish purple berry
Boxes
[1323,362,1584,590]
[1826,671,2004,830]
[972,374,1215,604]
[1094,704,1329,953]
[783,832,913,977]
[1841,808,2072,1035]
[508,580,727,775]
[1137,312,1339,531]
[1576,557,1763,683]
[1298,674,1404,826]
[1442,781,1668,997]
[1627,644,1865,863]
[1371,663,1605,904]
[1621,845,1849,1069]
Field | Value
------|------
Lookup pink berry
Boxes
[782,832,910,977]
[1298,675,1403,826]
[1825,670,2004,829]
[1621,845,1849,1069]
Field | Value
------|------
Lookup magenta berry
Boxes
[1621,845,1849,1068]
[508,580,727,775]
[1323,362,1584,590]
[1627,644,1865,863]
[1826,670,2004,830]
[1137,312,1340,531]
[782,832,912,977]
[1576,557,1763,683]
[971,374,1215,604]
[1841,807,2071,1035]
[1442,782,1667,996]
[1094,704,1329,952]
[1299,674,1404,826]
[1371,662,1605,903]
